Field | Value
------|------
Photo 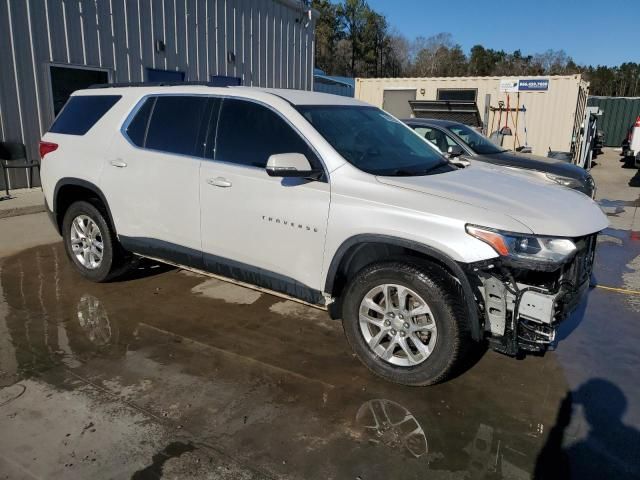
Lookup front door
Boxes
[101,95,213,265]
[199,98,330,303]
[412,126,460,154]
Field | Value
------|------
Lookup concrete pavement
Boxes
[0,148,638,479]
[0,188,45,219]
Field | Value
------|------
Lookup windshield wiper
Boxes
[388,161,449,176]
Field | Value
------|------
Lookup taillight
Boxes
[635,116,640,127]
[39,141,58,159]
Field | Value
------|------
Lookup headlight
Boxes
[466,225,577,267]
[545,173,582,189]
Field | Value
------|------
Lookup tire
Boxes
[62,200,128,282]
[341,261,472,386]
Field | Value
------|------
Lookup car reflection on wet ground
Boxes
[0,152,639,479]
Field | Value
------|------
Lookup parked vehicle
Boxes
[621,117,640,168]
[40,86,607,386]
[404,118,596,197]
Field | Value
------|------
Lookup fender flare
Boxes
[325,234,481,340]
[52,178,117,235]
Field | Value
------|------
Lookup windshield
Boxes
[447,124,506,155]
[297,105,453,176]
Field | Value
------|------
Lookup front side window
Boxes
[215,98,315,168]
[138,96,210,156]
[413,126,457,153]
[447,124,506,155]
[298,105,451,176]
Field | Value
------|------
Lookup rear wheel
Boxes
[62,200,128,282]
[341,261,472,386]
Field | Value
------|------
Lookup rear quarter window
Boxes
[125,97,156,147]
[49,95,121,135]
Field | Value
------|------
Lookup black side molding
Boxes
[120,235,325,306]
[53,178,117,234]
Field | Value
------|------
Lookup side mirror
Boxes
[447,145,464,158]
[450,157,470,168]
[266,153,322,179]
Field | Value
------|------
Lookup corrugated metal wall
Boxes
[587,96,640,146]
[0,0,316,191]
[355,75,587,157]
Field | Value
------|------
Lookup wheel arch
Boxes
[325,234,481,341]
[53,178,117,236]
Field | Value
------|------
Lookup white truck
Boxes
[40,86,607,386]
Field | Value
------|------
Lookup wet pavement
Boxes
[0,150,639,479]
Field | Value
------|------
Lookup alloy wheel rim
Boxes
[70,215,104,270]
[358,283,437,367]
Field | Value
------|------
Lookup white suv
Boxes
[40,86,607,386]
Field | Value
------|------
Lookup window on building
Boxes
[146,68,185,83]
[49,95,121,135]
[209,75,242,87]
[144,96,210,156]
[436,89,477,102]
[49,66,109,115]
[215,98,314,168]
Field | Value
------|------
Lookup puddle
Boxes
[0,243,639,478]
[191,278,262,304]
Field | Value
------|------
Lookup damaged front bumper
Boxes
[467,234,597,356]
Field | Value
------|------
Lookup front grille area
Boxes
[562,234,597,288]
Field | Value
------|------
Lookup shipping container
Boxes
[587,96,640,147]
[0,0,317,191]
[355,75,589,158]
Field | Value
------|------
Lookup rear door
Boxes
[199,97,330,302]
[382,89,416,118]
[100,95,214,265]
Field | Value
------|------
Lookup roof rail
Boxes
[88,81,224,89]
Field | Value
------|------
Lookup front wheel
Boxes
[341,261,472,386]
[62,200,129,282]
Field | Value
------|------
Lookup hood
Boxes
[376,164,608,237]
[480,151,590,180]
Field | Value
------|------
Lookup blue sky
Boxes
[364,0,639,66]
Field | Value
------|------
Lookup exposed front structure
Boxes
[0,0,316,190]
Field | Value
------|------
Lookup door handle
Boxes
[110,159,127,168]
[207,177,232,188]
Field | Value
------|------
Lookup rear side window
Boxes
[49,95,121,135]
[126,97,156,147]
[215,98,314,168]
[144,96,209,156]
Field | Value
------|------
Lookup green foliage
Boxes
[313,1,637,96]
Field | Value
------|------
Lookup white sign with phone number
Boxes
[500,78,549,92]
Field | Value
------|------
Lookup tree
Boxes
[336,0,369,76]
[312,0,342,75]
[310,4,637,97]
[361,10,388,76]
[385,32,410,77]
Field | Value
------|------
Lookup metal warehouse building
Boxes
[356,75,589,158]
[0,0,316,191]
